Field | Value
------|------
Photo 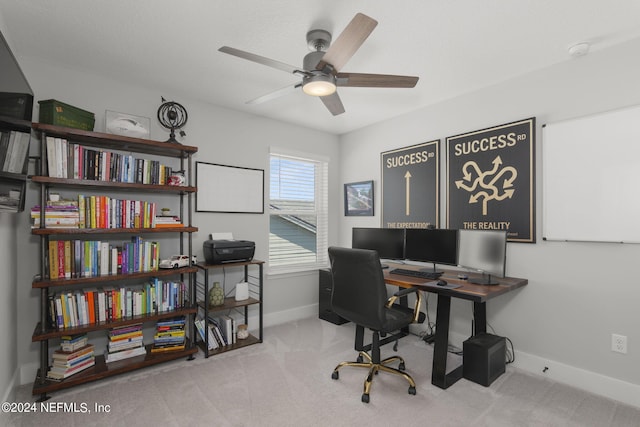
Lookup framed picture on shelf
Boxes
[344,180,374,216]
[105,110,151,139]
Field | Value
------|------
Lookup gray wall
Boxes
[338,37,640,406]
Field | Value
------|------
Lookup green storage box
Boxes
[38,99,95,131]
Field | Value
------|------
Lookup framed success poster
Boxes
[381,140,439,229]
[446,117,535,242]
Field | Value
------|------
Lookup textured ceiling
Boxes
[1,0,640,135]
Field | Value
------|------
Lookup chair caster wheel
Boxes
[361,393,370,403]
[356,355,363,363]
[408,386,416,395]
[393,341,398,351]
[331,371,339,380]
[399,362,406,371]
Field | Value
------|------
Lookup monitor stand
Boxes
[470,273,499,286]
[419,262,443,275]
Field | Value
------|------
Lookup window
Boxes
[269,149,328,273]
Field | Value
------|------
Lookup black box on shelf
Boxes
[203,239,255,264]
[0,92,33,120]
[463,333,506,387]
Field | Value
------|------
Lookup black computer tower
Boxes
[318,269,349,325]
[463,333,506,386]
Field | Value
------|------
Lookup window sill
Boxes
[267,265,329,278]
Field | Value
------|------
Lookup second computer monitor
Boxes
[351,227,405,260]
[404,228,458,272]
[457,229,507,285]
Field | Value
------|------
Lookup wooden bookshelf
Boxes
[195,260,264,358]
[30,122,198,399]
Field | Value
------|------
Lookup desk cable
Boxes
[485,321,515,364]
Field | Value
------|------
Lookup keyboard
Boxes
[389,268,443,280]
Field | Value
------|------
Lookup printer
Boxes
[204,239,255,264]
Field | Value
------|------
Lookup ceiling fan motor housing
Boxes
[306,29,331,51]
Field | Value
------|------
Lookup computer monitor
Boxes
[351,227,405,260]
[404,228,458,273]
[457,229,507,285]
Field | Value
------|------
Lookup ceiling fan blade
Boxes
[219,46,302,75]
[316,13,378,72]
[246,82,302,105]
[319,92,345,116]
[336,72,419,88]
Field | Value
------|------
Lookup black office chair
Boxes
[328,246,424,403]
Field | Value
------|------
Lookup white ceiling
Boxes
[2,1,640,135]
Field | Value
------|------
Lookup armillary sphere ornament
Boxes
[157,97,188,144]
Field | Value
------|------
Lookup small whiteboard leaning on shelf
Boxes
[196,162,264,213]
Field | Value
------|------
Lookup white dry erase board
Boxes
[542,104,640,243]
[196,162,264,213]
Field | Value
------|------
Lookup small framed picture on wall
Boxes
[344,180,374,216]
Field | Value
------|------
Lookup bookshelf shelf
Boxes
[30,122,198,399]
[32,266,198,288]
[31,305,198,341]
[196,260,264,358]
[31,175,197,193]
[31,226,198,236]
[32,341,198,395]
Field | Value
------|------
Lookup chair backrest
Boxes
[328,246,388,330]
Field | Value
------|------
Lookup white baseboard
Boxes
[263,303,318,328]
[406,326,640,409]
[512,350,640,409]
[2,368,19,402]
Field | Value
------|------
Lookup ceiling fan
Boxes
[218,13,419,116]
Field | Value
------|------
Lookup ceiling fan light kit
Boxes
[218,12,418,115]
[302,73,337,96]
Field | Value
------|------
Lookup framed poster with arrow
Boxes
[381,140,439,229]
[446,117,535,243]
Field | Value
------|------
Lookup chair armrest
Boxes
[386,287,424,323]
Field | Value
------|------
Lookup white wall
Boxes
[13,55,340,388]
[0,17,23,403]
[0,213,18,403]
[339,37,640,407]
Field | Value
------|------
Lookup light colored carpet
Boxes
[5,317,640,426]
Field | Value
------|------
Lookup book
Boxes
[52,344,95,361]
[150,343,185,353]
[47,357,95,380]
[104,345,147,363]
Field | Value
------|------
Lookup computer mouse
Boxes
[436,279,447,287]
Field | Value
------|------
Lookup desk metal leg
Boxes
[431,295,463,389]
[473,302,487,335]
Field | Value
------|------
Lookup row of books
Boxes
[45,236,160,280]
[47,335,95,380]
[151,317,186,353]
[45,136,173,184]
[105,324,146,363]
[47,279,189,329]
[0,130,30,174]
[31,195,158,229]
[195,315,237,351]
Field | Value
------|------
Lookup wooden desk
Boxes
[384,265,527,389]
